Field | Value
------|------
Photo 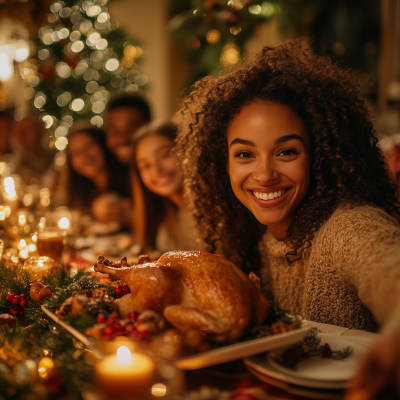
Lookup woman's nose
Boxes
[253,160,279,184]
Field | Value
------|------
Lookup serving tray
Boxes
[42,306,311,370]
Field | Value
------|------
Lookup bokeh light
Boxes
[55,137,68,151]
[105,58,119,71]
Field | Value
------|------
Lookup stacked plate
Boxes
[244,334,370,400]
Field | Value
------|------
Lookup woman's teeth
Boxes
[253,189,287,200]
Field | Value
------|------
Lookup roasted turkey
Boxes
[94,251,270,342]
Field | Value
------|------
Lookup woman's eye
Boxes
[277,149,299,157]
[235,151,254,159]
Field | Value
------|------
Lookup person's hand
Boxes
[345,331,400,400]
[92,194,130,224]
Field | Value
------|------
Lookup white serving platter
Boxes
[42,306,311,370]
[175,321,311,370]
[244,334,369,390]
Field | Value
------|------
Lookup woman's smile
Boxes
[227,101,311,239]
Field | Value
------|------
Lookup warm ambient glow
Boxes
[58,217,70,229]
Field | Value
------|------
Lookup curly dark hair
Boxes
[174,40,400,271]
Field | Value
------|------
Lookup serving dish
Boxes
[42,306,311,370]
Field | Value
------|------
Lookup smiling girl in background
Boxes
[131,120,201,252]
[175,41,400,399]
[66,126,131,225]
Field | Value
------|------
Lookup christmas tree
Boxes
[19,0,147,151]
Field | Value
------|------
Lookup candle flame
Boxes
[58,217,70,229]
[116,346,131,364]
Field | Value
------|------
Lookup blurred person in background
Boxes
[65,124,131,227]
[131,120,201,252]
[106,93,151,165]
[11,114,55,184]
[0,109,13,160]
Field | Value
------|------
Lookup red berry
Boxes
[6,293,14,302]
[127,312,138,321]
[126,326,137,336]
[123,285,131,294]
[20,294,26,299]
[12,296,20,306]
[109,312,119,320]
[103,325,114,336]
[96,313,106,323]
[114,286,124,298]
[19,308,25,317]
[51,293,55,297]
[9,306,19,316]
[20,298,28,308]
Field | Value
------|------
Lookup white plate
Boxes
[268,334,368,382]
[244,334,370,390]
[175,320,311,370]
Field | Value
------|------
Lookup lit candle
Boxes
[23,256,54,279]
[95,346,155,399]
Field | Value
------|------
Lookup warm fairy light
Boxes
[38,48,50,60]
[15,47,29,62]
[206,29,221,44]
[20,249,28,259]
[249,4,261,14]
[58,217,70,229]
[19,239,27,248]
[151,383,167,397]
[92,101,105,114]
[0,162,5,174]
[90,116,103,127]
[4,206,11,217]
[105,58,119,71]
[0,212,5,221]
[42,115,54,129]
[18,215,27,225]
[32,234,37,242]
[71,40,84,53]
[220,43,240,67]
[71,98,85,111]
[29,244,36,252]
[116,346,131,364]
[38,357,54,378]
[261,2,275,17]
[4,176,14,186]
[0,46,13,81]
[230,26,242,35]
[23,193,33,207]
[55,137,68,151]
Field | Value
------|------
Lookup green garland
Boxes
[0,263,115,399]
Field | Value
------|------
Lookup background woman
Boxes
[175,41,400,399]
[66,125,131,225]
[131,120,200,252]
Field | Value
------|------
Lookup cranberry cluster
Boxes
[113,285,131,298]
[6,293,28,317]
[96,311,149,340]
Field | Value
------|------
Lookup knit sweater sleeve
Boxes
[315,204,400,332]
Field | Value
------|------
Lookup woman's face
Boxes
[68,132,106,179]
[227,101,311,238]
[135,133,182,197]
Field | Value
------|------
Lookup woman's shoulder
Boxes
[323,203,398,231]
[314,202,400,251]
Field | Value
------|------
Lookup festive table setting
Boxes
[0,193,379,400]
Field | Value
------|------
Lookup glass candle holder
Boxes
[90,339,184,400]
[23,256,54,280]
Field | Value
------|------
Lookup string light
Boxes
[22,0,147,152]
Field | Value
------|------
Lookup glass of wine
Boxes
[36,227,66,262]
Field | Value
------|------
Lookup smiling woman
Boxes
[175,39,400,398]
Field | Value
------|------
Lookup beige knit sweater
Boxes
[260,204,400,332]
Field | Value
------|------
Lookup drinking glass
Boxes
[36,227,66,262]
